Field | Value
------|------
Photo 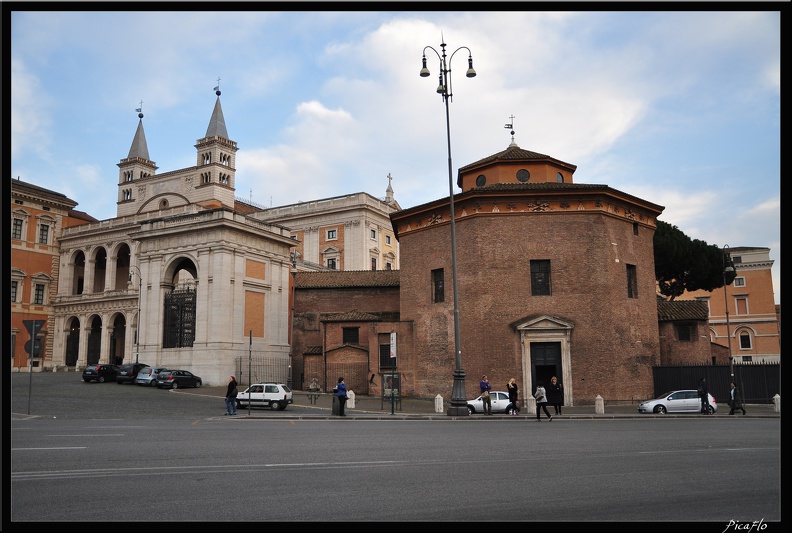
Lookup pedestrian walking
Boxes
[507,378,520,415]
[225,375,238,415]
[729,381,746,415]
[697,377,711,414]
[534,380,552,421]
[548,376,564,415]
[336,377,348,416]
[480,375,493,415]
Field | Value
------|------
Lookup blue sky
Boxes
[9,9,780,303]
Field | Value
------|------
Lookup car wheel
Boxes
[194,380,202,388]
[467,405,475,415]
[270,401,280,411]
[150,380,157,387]
[98,376,105,383]
[654,405,667,414]
[707,406,715,415]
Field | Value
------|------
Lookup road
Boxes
[7,372,782,523]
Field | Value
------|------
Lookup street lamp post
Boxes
[722,245,736,380]
[129,265,142,364]
[420,38,476,416]
[290,250,298,390]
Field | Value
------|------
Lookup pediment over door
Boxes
[512,314,575,333]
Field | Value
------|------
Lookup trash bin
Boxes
[332,387,340,415]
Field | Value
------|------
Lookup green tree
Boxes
[654,220,734,300]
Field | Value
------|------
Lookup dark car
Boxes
[82,364,119,383]
[116,363,150,384]
[156,369,202,389]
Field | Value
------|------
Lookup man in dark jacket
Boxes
[698,377,711,414]
[729,381,746,415]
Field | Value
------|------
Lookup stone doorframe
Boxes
[514,315,575,407]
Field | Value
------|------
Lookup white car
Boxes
[236,383,293,411]
[637,390,718,414]
[466,391,516,414]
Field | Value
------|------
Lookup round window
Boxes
[556,172,564,183]
[516,169,530,183]
[476,174,487,187]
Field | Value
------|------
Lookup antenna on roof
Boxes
[136,100,143,118]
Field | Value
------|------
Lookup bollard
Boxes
[595,394,605,414]
[435,394,444,413]
[347,390,355,409]
[773,394,781,413]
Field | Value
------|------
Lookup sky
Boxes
[7,8,781,304]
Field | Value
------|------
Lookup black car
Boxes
[156,369,202,389]
[116,363,150,384]
[82,364,119,383]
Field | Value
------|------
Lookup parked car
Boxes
[156,369,202,389]
[466,391,514,414]
[82,364,119,383]
[236,383,293,411]
[637,390,718,414]
[116,363,150,384]
[135,366,170,386]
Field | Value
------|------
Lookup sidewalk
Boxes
[217,388,780,419]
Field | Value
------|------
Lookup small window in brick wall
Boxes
[343,327,359,344]
[676,324,694,342]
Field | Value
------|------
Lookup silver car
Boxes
[637,390,718,414]
[134,366,170,386]
[466,391,515,414]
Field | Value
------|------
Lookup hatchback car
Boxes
[116,363,150,384]
[236,383,293,411]
[156,369,202,389]
[82,364,119,383]
[134,366,170,386]
[637,390,718,414]
[466,391,515,414]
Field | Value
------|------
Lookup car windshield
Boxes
[655,391,674,399]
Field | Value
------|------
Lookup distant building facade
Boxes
[680,247,779,363]
[10,180,97,369]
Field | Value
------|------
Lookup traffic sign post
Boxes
[22,319,46,415]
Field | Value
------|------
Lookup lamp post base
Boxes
[447,367,470,416]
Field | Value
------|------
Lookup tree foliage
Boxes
[654,220,733,300]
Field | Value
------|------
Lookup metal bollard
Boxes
[595,394,605,414]
[435,394,444,413]
[773,394,781,413]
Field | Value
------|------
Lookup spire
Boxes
[505,114,518,148]
[205,85,229,139]
[385,172,395,204]
[127,106,151,160]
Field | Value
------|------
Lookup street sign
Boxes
[22,320,46,357]
[24,339,42,357]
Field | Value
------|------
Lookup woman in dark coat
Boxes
[547,376,564,415]
[507,378,520,415]
[729,381,746,415]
